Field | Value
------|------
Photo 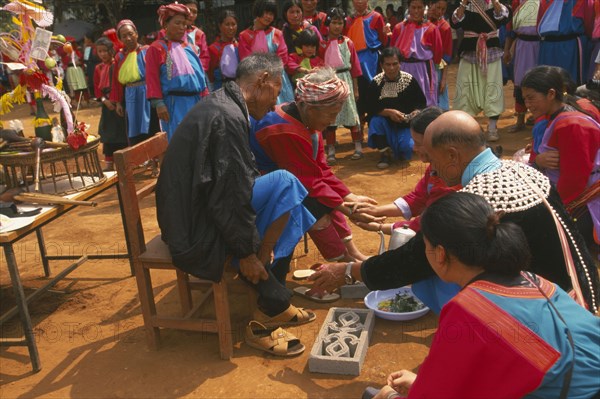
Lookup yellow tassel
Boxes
[0,85,27,115]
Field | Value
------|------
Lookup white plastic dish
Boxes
[364,287,429,321]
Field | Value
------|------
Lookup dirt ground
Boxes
[0,65,539,398]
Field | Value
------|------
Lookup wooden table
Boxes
[0,172,128,372]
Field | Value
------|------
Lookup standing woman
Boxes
[238,0,294,104]
[83,34,100,102]
[391,0,443,107]
[522,66,600,248]
[93,37,127,171]
[503,0,541,132]
[320,7,363,164]
[109,20,159,146]
[182,0,210,75]
[428,0,453,111]
[281,0,321,56]
[146,3,208,141]
[208,10,239,91]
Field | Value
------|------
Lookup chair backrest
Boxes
[114,133,168,261]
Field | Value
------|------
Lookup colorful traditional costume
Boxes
[145,36,208,140]
[450,0,510,118]
[344,10,386,81]
[156,81,315,315]
[585,0,600,80]
[287,53,323,84]
[208,36,238,90]
[360,152,600,314]
[507,0,541,115]
[304,11,328,37]
[57,44,88,96]
[252,102,356,261]
[282,22,321,55]
[319,35,362,128]
[238,26,294,104]
[366,71,426,160]
[537,0,587,84]
[93,59,127,158]
[185,25,210,73]
[404,272,600,398]
[429,15,453,110]
[537,107,600,245]
[391,19,443,107]
[344,10,386,114]
[393,165,461,232]
[109,43,159,143]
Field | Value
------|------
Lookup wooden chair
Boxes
[114,133,252,360]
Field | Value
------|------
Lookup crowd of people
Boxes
[30,0,600,397]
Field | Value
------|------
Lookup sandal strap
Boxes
[269,327,298,355]
[255,305,313,326]
[246,322,299,355]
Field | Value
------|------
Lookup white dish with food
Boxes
[364,287,429,321]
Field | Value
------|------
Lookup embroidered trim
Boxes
[373,71,413,100]
[461,160,551,213]
[454,288,560,373]
[470,274,556,299]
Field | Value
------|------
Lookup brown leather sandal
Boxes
[253,304,316,328]
[245,321,305,357]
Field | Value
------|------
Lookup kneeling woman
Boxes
[372,192,600,399]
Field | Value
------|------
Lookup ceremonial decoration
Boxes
[0,0,87,149]
[0,0,104,194]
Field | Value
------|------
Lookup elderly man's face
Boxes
[423,130,463,186]
[303,102,344,132]
[247,74,282,120]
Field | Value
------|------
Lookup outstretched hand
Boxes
[308,262,347,293]
[349,211,386,225]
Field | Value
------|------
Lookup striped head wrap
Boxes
[295,69,350,107]
[116,19,136,36]
[158,3,191,27]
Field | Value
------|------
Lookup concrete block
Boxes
[340,282,371,299]
[308,307,375,376]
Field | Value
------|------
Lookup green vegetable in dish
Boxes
[378,293,425,313]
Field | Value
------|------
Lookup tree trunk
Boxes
[95,0,124,27]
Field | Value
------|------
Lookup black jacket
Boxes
[156,82,261,281]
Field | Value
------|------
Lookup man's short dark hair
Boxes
[380,47,401,63]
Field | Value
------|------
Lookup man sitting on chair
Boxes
[156,53,317,331]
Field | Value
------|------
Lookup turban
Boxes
[116,19,136,35]
[158,3,191,27]
[295,71,350,107]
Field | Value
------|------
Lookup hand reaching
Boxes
[308,263,347,293]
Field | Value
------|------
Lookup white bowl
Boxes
[364,287,429,321]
